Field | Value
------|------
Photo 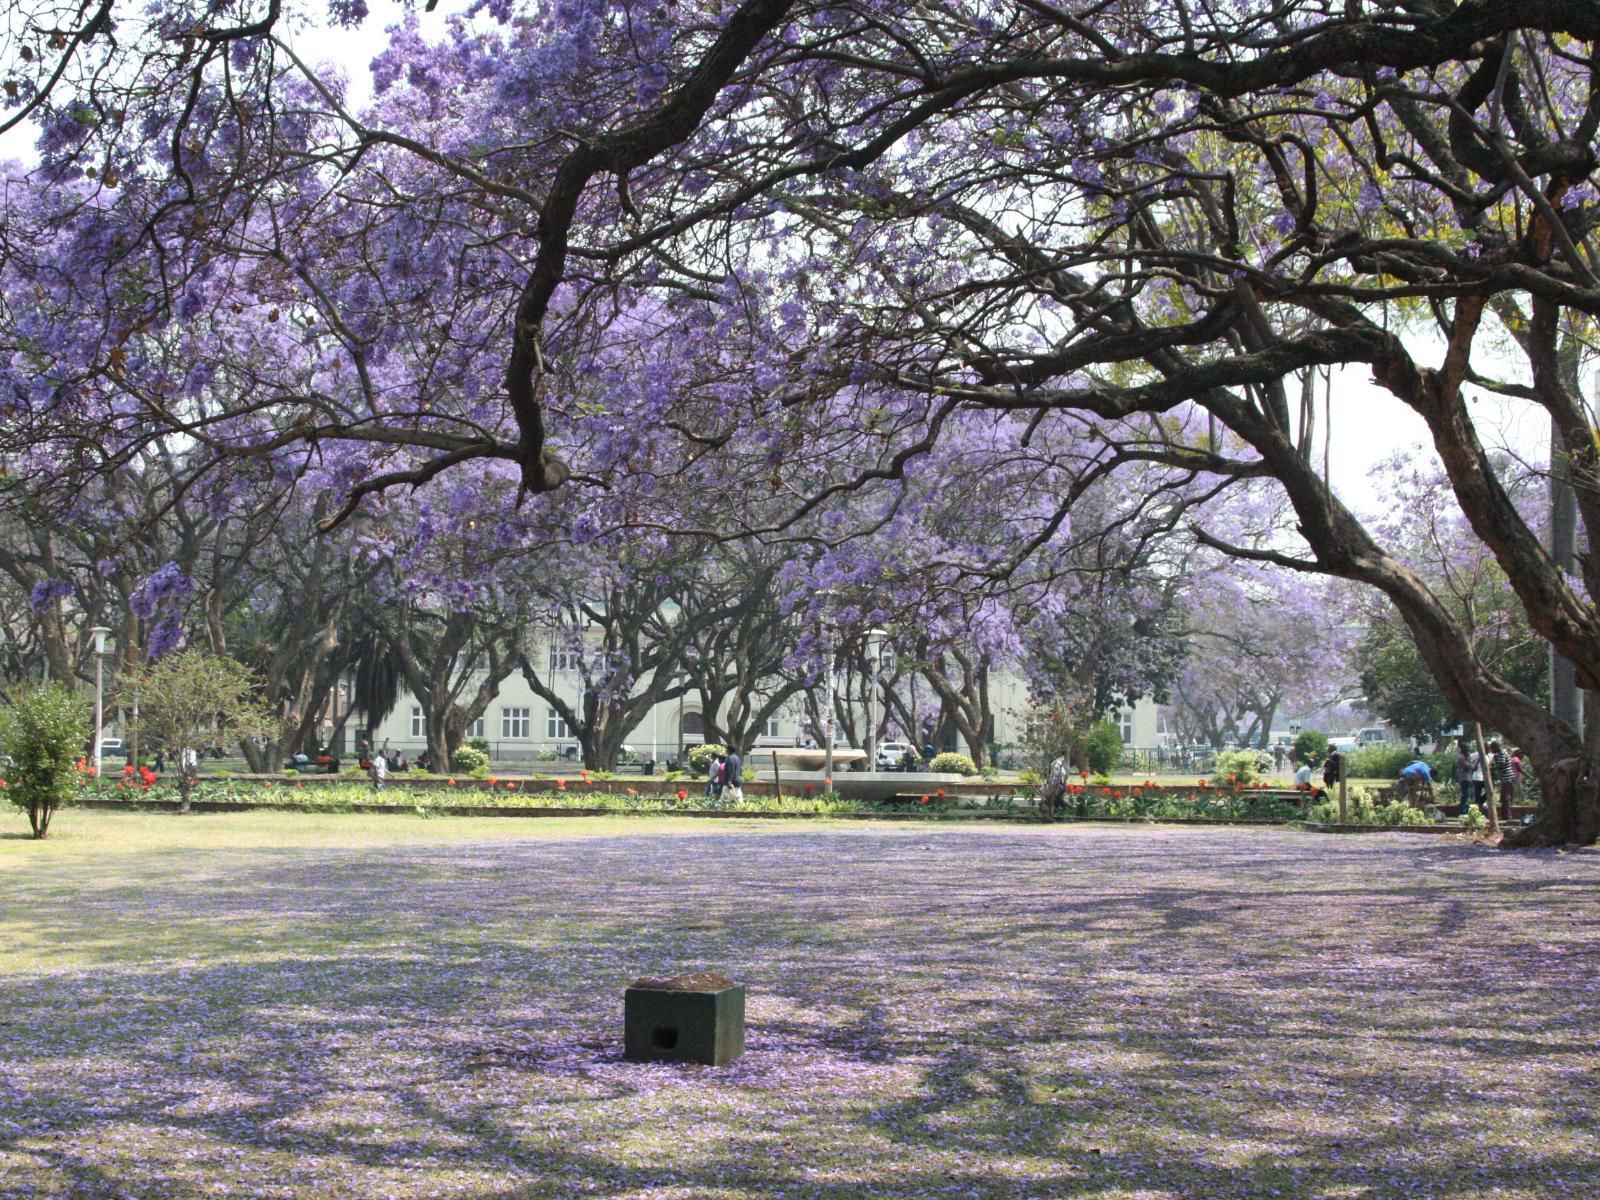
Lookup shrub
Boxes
[467,737,490,755]
[686,743,726,777]
[928,751,977,776]
[0,683,91,839]
[1212,748,1266,786]
[450,745,489,774]
[1348,744,1415,779]
[1082,721,1124,775]
[1374,797,1430,826]
[1460,804,1487,832]
[1293,729,1329,765]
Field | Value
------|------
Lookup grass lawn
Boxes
[1,810,1597,1199]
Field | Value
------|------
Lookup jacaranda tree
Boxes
[2,1,1597,843]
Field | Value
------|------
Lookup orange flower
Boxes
[935,789,946,799]
[506,781,517,790]
[488,776,499,786]
[123,763,135,775]
[447,777,457,785]
[555,777,566,790]
[626,788,637,796]
[823,776,833,789]
[919,795,931,804]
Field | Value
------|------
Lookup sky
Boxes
[0,0,1567,520]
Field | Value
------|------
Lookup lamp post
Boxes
[89,626,110,781]
[865,628,887,772]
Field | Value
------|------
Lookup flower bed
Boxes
[68,776,1338,827]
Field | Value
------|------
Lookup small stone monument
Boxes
[624,971,745,1066]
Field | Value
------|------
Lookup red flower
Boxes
[123,763,135,776]
[920,795,931,804]
[506,781,517,790]
[447,778,457,785]
[554,777,565,790]
[935,789,946,799]
[676,789,688,801]
[805,782,814,795]
[1079,770,1089,779]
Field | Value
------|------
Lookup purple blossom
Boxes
[128,561,196,621]
[29,578,74,611]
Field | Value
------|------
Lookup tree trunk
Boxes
[1501,757,1600,848]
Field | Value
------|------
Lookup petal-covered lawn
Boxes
[1,813,1597,1199]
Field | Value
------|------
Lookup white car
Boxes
[876,741,912,768]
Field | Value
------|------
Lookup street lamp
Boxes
[89,626,110,780]
[865,628,887,772]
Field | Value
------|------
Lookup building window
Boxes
[1119,709,1134,744]
[410,706,425,738]
[468,716,485,740]
[502,707,530,739]
[764,716,782,739]
[549,645,577,673]
[547,707,571,739]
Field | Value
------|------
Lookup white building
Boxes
[364,644,1162,766]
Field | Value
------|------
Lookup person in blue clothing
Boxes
[1397,757,1436,807]
[723,746,744,805]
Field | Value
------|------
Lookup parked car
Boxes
[876,741,912,769]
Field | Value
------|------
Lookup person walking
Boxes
[1042,750,1069,820]
[1489,740,1514,821]
[723,745,744,805]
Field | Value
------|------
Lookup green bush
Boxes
[1294,729,1329,765]
[1082,721,1124,775]
[1348,744,1415,779]
[450,745,489,774]
[686,743,726,777]
[0,683,91,839]
[928,751,978,776]
[467,737,490,755]
[1212,748,1267,786]
[1374,797,1430,826]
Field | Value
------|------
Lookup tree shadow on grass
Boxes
[0,825,1597,1197]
